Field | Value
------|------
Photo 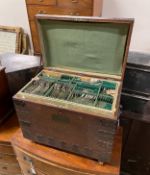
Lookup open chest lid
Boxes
[36,15,134,81]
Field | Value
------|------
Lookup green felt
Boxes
[38,19,129,76]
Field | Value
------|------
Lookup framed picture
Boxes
[0,26,22,54]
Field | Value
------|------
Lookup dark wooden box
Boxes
[0,67,13,123]
[120,113,150,175]
[0,53,42,96]
[121,51,150,117]
[123,51,150,95]
[13,15,133,163]
[120,52,150,174]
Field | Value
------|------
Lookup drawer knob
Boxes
[2,166,7,170]
[70,12,80,16]
[75,12,79,16]
[38,10,46,14]
[71,0,78,3]
[38,0,44,2]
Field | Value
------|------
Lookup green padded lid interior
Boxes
[37,17,130,76]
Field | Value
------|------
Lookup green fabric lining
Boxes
[38,20,129,76]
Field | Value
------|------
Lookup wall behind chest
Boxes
[0,0,32,50]
[103,0,150,54]
[0,0,149,53]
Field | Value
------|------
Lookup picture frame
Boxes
[0,26,23,54]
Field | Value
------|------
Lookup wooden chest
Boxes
[25,0,103,54]
[11,128,122,175]
[0,67,13,123]
[13,15,133,163]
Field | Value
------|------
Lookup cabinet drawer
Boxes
[15,149,95,175]
[30,21,41,54]
[15,148,96,175]
[0,144,14,155]
[0,154,18,164]
[57,0,93,8]
[0,163,21,175]
[26,0,56,5]
[16,159,36,175]
[36,170,45,175]
[33,159,96,175]
[15,147,32,164]
[27,5,92,20]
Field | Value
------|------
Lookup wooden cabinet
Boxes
[25,0,103,54]
[27,5,93,20]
